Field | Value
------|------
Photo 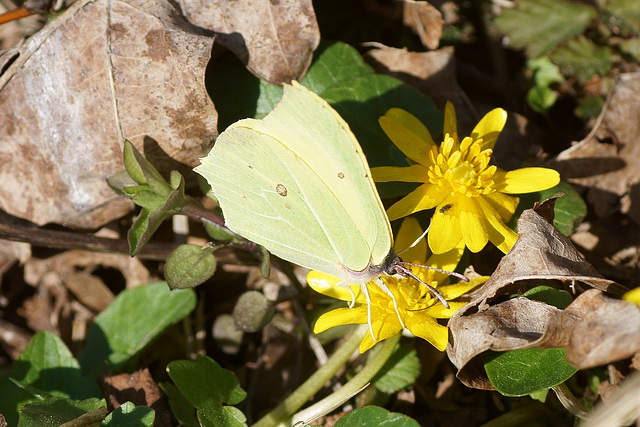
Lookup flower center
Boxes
[427,134,497,198]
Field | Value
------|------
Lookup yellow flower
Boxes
[308,217,487,353]
[371,103,560,254]
[624,288,640,305]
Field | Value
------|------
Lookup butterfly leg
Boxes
[360,283,376,342]
[374,278,406,330]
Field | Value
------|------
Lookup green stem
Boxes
[290,331,401,426]
[253,326,368,427]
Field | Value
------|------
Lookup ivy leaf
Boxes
[18,397,107,427]
[333,406,420,427]
[0,332,101,426]
[79,282,196,378]
[494,0,596,58]
[372,345,421,394]
[102,401,155,427]
[167,355,247,427]
[484,348,578,397]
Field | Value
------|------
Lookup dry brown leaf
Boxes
[364,45,471,118]
[179,0,319,84]
[63,271,114,312]
[553,72,640,222]
[0,0,217,228]
[101,368,173,426]
[447,198,624,389]
[553,290,640,369]
[24,249,150,289]
[402,0,443,50]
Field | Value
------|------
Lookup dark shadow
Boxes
[205,33,261,132]
[142,136,198,184]
[550,157,626,179]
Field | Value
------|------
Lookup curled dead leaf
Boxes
[447,198,627,389]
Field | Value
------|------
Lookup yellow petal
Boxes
[623,288,640,305]
[428,204,463,254]
[493,167,560,194]
[471,108,507,150]
[484,192,519,222]
[387,183,444,221]
[443,102,458,145]
[307,271,363,302]
[404,314,448,351]
[359,316,403,353]
[379,109,435,164]
[439,277,488,300]
[371,164,427,183]
[313,306,368,334]
[459,197,489,253]
[477,197,518,253]
[394,217,427,263]
[425,235,465,273]
[424,301,467,319]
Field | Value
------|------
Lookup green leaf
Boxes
[333,406,420,427]
[619,38,640,62]
[258,245,271,279]
[548,36,617,83]
[527,86,558,114]
[106,170,138,195]
[494,0,596,57]
[232,291,274,332]
[127,171,194,256]
[165,244,217,290]
[513,181,587,236]
[79,282,196,378]
[604,0,640,37]
[0,332,101,426]
[167,355,247,427]
[203,221,235,241]
[527,57,564,87]
[523,286,573,309]
[372,345,420,394]
[129,189,167,210]
[484,348,578,397]
[123,141,172,196]
[18,397,106,427]
[159,382,199,427]
[102,401,155,426]
[575,95,605,119]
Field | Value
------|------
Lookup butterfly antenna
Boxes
[396,264,450,309]
[403,262,469,282]
[396,221,431,256]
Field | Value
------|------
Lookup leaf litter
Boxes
[1,0,640,425]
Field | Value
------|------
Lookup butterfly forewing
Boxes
[196,82,394,281]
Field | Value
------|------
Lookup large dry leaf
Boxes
[0,0,217,228]
[365,45,470,116]
[553,72,640,222]
[179,0,319,84]
[447,198,625,389]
